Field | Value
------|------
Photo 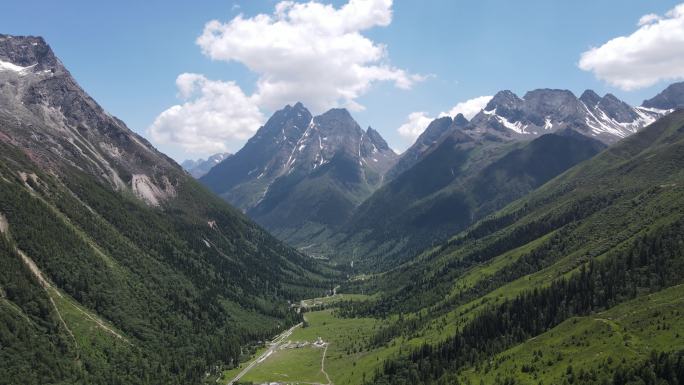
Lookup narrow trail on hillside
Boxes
[16,246,130,345]
[3,192,131,345]
[68,298,130,344]
[16,249,80,359]
[321,343,332,385]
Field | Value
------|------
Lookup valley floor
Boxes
[224,321,304,385]
[214,284,684,385]
[217,293,389,385]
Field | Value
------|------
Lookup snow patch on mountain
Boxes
[544,118,553,130]
[582,103,668,139]
[0,59,35,74]
[495,114,528,134]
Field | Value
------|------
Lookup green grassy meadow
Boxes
[229,308,402,385]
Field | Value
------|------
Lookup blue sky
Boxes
[2,0,682,161]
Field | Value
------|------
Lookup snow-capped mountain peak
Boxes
[201,104,398,211]
[469,88,670,143]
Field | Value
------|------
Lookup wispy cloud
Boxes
[397,95,492,145]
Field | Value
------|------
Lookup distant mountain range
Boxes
[468,88,665,144]
[386,113,469,180]
[199,85,678,265]
[315,87,676,266]
[182,152,232,177]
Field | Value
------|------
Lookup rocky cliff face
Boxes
[201,103,398,211]
[0,34,179,206]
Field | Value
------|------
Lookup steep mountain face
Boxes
[0,34,184,207]
[360,125,397,176]
[201,104,398,246]
[0,34,330,385]
[642,81,684,110]
[360,109,684,385]
[468,88,666,144]
[182,152,232,178]
[323,127,605,268]
[201,102,314,209]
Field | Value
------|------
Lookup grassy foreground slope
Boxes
[349,111,684,383]
[461,284,684,385]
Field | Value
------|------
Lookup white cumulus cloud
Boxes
[439,95,494,120]
[398,112,433,142]
[196,0,421,112]
[151,0,421,155]
[398,95,492,144]
[579,3,684,90]
[149,73,264,154]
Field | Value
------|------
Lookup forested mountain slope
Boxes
[0,34,332,385]
[322,129,606,269]
[341,110,684,384]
